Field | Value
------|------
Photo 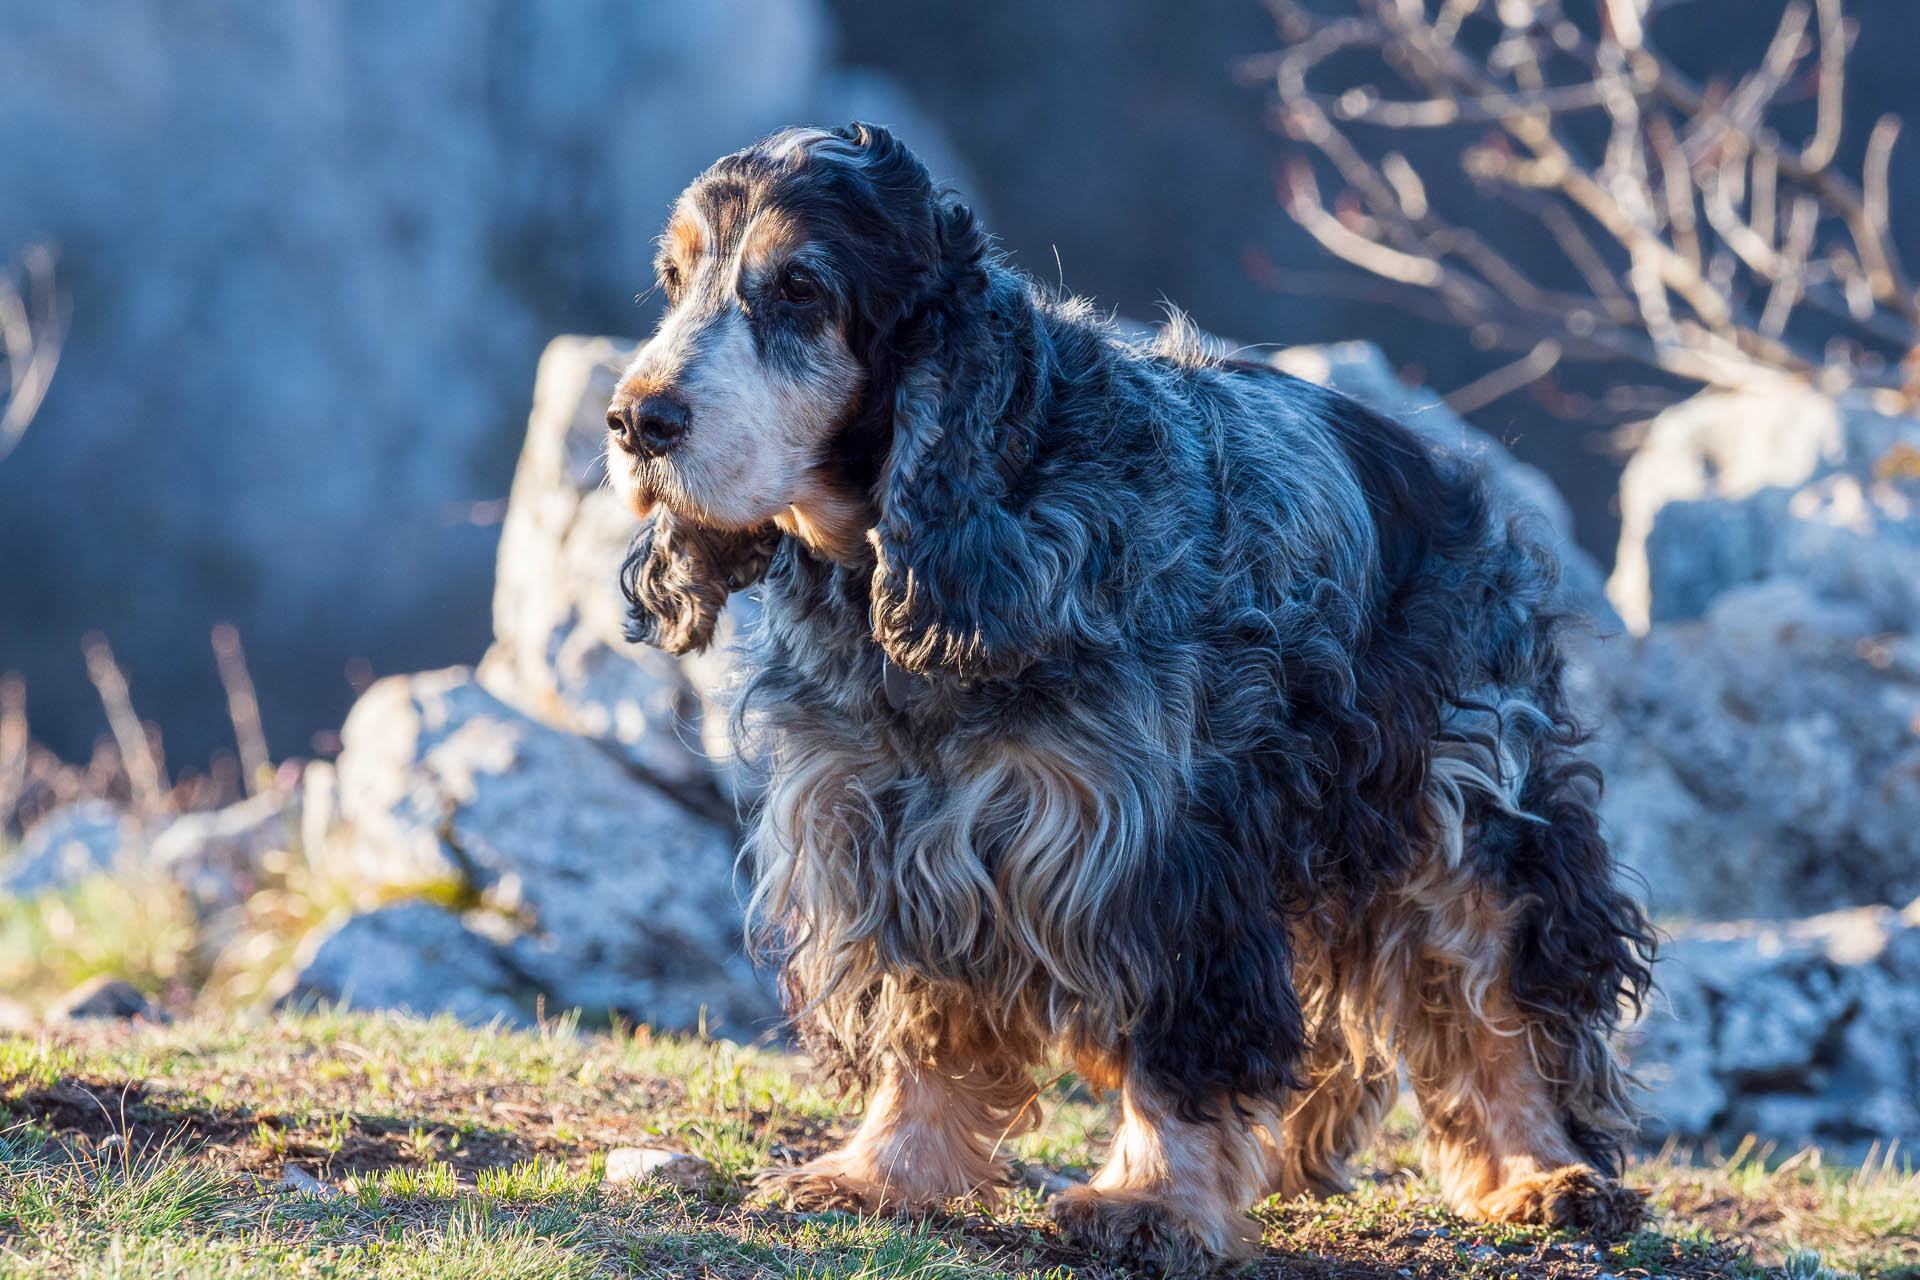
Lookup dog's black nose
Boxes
[607,392,689,456]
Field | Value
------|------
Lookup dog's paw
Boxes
[752,1159,892,1213]
[1049,1185,1257,1276]
[1475,1164,1649,1238]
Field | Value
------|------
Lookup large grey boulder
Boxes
[1628,901,1920,1148]
[284,902,531,1028]
[477,336,753,808]
[314,666,774,1034]
[1586,582,1920,920]
[1609,381,1920,634]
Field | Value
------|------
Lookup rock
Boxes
[477,336,741,806]
[604,1147,714,1192]
[1,800,137,895]
[147,790,290,911]
[1272,341,1618,628]
[1013,1160,1088,1199]
[1626,963,1725,1138]
[281,1166,347,1200]
[284,902,531,1027]
[1627,904,1920,1148]
[48,976,161,1023]
[1609,381,1920,633]
[1588,380,1920,920]
[1586,581,1920,919]
[317,667,774,1033]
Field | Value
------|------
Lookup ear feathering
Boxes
[620,509,781,655]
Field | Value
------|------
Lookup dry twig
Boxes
[1255,0,1919,412]
[0,244,65,462]
[81,632,168,819]
[211,623,272,796]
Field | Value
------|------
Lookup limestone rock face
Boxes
[1586,383,1920,919]
[1609,382,1920,635]
[313,666,774,1035]
[1585,582,1920,919]
[284,902,532,1028]
[1628,902,1920,1149]
[476,337,754,807]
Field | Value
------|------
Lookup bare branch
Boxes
[1759,195,1820,336]
[1801,0,1847,171]
[1282,160,1446,285]
[1445,338,1563,413]
[1260,0,1918,411]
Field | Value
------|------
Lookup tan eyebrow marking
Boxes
[667,211,706,266]
[739,207,807,280]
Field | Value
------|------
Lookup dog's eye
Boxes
[660,263,683,300]
[778,266,818,306]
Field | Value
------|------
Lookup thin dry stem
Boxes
[81,632,168,819]
[211,622,273,796]
[0,672,27,832]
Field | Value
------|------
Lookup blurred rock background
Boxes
[5,0,1920,1165]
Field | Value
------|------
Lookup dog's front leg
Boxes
[1049,1079,1283,1275]
[756,1046,1039,1213]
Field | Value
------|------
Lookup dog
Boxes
[607,123,1655,1273]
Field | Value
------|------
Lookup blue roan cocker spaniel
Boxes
[608,123,1655,1274]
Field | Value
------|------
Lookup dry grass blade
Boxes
[80,631,168,818]
[0,672,27,834]
[211,622,272,796]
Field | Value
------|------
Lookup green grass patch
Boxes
[2,1009,1911,1278]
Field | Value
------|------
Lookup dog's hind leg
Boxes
[755,1019,1041,1213]
[1389,850,1648,1237]
[1269,927,1398,1202]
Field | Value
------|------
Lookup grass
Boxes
[2,1012,1914,1278]
[0,874,204,1010]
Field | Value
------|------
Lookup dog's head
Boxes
[615,124,1047,676]
[611,123,984,650]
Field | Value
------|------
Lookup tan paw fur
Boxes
[1049,1184,1258,1276]
[1473,1164,1649,1238]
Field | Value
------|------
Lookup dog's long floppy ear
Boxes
[863,194,1065,681]
[621,509,781,654]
